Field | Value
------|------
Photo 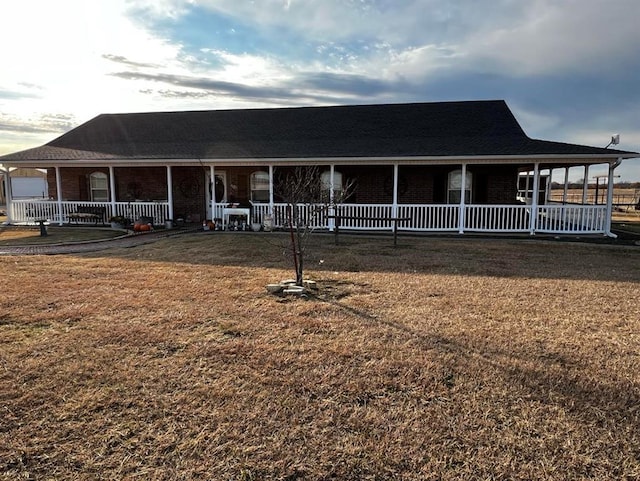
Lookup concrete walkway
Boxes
[0,228,195,256]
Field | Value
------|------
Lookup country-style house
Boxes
[1,100,636,235]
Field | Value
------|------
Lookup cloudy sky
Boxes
[1,0,639,180]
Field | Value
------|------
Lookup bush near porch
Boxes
[1,235,639,480]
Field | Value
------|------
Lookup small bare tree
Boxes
[274,166,354,286]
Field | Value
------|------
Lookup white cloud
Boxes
[463,0,640,76]
[125,0,194,19]
[176,0,640,91]
[200,50,294,86]
[0,0,189,152]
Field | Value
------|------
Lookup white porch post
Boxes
[582,165,590,204]
[458,163,467,234]
[268,165,274,207]
[563,167,570,204]
[4,168,12,223]
[55,167,63,225]
[546,169,552,203]
[268,165,274,227]
[529,163,540,235]
[392,163,399,232]
[328,164,335,231]
[209,165,215,221]
[108,166,116,219]
[604,159,621,237]
[329,165,335,204]
[166,165,174,221]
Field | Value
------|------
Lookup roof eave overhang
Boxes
[1,153,634,169]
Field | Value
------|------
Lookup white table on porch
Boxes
[222,207,250,230]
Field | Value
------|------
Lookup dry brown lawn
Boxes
[0,226,123,246]
[1,233,639,480]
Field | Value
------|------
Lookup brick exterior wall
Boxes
[338,165,394,204]
[398,166,435,204]
[113,167,168,201]
[47,167,111,200]
[471,165,519,204]
[47,164,520,220]
[338,165,518,205]
[171,167,205,222]
[48,167,169,201]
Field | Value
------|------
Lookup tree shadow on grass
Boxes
[313,289,640,474]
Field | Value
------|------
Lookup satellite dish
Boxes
[605,134,620,148]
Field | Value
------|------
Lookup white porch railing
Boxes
[397,204,459,231]
[536,204,608,234]
[249,203,609,235]
[464,205,531,233]
[9,200,170,225]
[247,203,395,230]
[233,203,329,229]
[110,202,170,225]
[9,199,609,234]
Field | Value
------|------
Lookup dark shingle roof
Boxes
[2,100,637,162]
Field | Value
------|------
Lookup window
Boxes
[250,171,270,202]
[447,170,472,204]
[89,172,108,202]
[321,170,343,200]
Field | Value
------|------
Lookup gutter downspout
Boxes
[582,165,590,204]
[605,158,623,238]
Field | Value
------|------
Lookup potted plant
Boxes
[109,215,128,229]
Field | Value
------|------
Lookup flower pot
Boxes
[263,214,274,232]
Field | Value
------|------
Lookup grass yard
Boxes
[0,225,124,246]
[612,212,640,236]
[1,233,639,480]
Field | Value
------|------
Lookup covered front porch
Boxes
[206,159,617,235]
[2,159,618,236]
